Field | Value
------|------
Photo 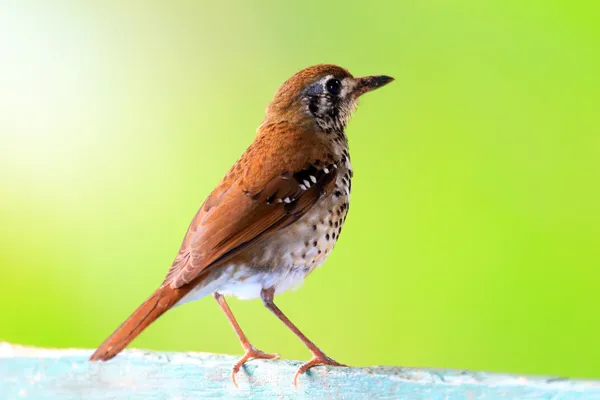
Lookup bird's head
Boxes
[265,64,393,132]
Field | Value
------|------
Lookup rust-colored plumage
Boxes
[90,64,393,385]
[166,122,339,288]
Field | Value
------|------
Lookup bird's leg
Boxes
[213,292,279,387]
[260,288,347,385]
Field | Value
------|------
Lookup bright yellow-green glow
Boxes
[1,0,599,379]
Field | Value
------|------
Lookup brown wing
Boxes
[165,124,338,288]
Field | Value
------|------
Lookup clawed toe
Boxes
[293,354,347,386]
[231,347,280,387]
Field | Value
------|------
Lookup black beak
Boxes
[354,75,394,96]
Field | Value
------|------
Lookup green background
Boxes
[1,0,599,379]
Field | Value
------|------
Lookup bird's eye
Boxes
[325,79,342,95]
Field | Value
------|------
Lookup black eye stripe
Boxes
[305,78,347,132]
[308,98,319,114]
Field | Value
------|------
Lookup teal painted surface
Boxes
[1,344,600,399]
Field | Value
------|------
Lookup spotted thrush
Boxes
[90,64,393,385]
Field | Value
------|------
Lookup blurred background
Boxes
[1,0,599,379]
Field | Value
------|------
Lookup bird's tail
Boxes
[89,284,191,361]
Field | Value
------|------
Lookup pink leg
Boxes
[213,292,279,387]
[260,288,347,385]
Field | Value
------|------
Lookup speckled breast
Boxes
[234,153,353,294]
[260,166,351,270]
[179,151,353,303]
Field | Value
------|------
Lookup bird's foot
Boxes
[232,346,280,387]
[293,352,347,386]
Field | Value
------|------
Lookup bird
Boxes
[89,64,393,386]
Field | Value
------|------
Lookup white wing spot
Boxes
[283,197,291,204]
[303,180,311,187]
[310,175,317,183]
[299,184,307,190]
[323,167,330,174]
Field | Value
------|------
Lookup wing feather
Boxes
[165,127,338,288]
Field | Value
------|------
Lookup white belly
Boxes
[177,263,315,304]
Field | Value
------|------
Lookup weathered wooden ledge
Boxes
[1,343,599,399]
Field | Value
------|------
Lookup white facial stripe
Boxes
[318,75,334,93]
[316,75,354,98]
[340,78,356,98]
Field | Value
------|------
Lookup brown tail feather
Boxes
[89,284,191,361]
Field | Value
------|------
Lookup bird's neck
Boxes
[329,130,349,154]
[255,120,349,164]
